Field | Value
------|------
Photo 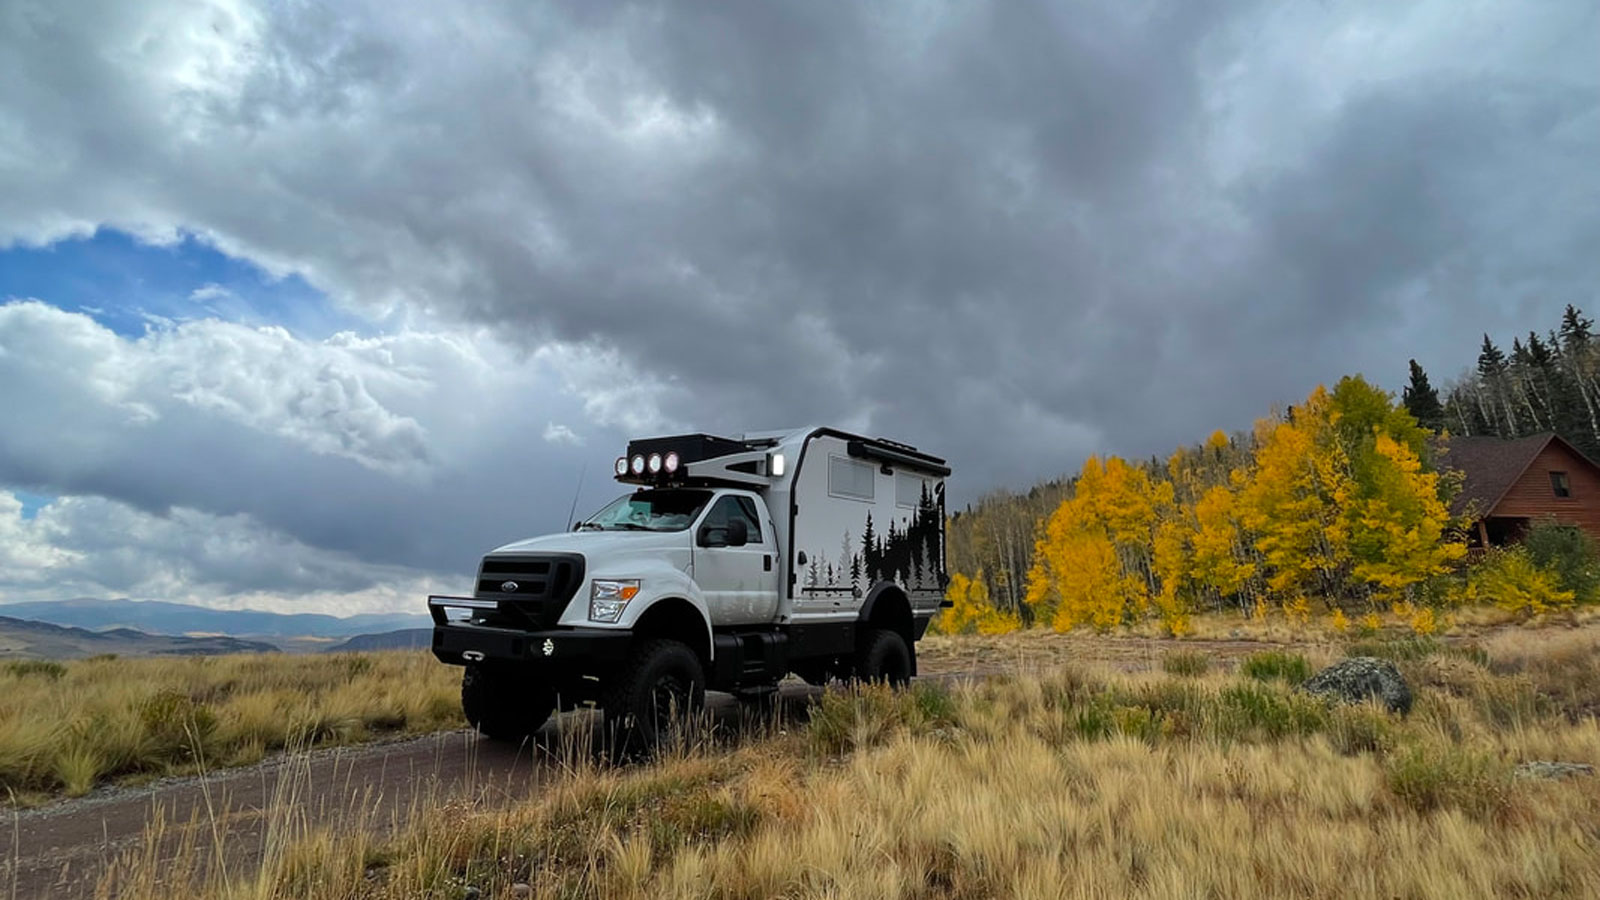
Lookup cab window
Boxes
[701,495,763,544]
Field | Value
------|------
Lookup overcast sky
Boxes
[2,0,1597,614]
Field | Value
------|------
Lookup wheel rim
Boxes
[648,672,690,734]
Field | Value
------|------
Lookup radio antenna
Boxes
[565,460,588,531]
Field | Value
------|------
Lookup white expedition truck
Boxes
[428,427,950,744]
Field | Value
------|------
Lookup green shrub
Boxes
[139,690,218,763]
[806,682,955,755]
[1239,651,1312,684]
[1464,546,1575,614]
[1383,741,1511,818]
[6,660,67,681]
[1162,651,1211,677]
[1523,519,1600,603]
[1213,683,1327,741]
[1327,704,1397,756]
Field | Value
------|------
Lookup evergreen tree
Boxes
[1478,334,1507,379]
[1402,359,1445,433]
[1558,306,1600,454]
[1561,304,1592,350]
[1477,335,1518,434]
[861,512,878,582]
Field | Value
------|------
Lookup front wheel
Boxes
[461,665,556,741]
[603,639,706,751]
[853,628,912,687]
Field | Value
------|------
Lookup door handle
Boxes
[763,554,772,571]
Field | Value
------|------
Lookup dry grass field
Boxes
[0,651,462,802]
[81,623,1600,899]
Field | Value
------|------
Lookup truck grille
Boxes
[474,553,585,629]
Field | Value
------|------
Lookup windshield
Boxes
[577,489,713,532]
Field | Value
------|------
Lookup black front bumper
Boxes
[431,621,633,667]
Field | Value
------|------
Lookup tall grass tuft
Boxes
[1162,651,1211,677]
[1239,650,1313,684]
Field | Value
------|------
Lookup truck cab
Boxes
[428,427,950,745]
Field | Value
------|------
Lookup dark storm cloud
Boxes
[2,0,1598,606]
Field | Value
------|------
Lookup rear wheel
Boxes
[853,628,912,687]
[461,665,556,741]
[603,639,706,751]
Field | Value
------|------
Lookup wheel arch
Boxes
[630,596,713,670]
[860,581,914,643]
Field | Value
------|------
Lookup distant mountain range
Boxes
[0,598,431,638]
[324,628,433,652]
[0,615,280,660]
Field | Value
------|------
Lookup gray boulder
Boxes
[1514,761,1595,780]
[1300,656,1412,715]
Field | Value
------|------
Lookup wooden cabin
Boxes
[1439,433,1600,548]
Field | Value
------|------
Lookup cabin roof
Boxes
[1438,433,1598,518]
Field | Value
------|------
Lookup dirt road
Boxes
[2,684,841,899]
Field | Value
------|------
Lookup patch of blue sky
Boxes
[0,228,369,339]
[8,490,54,521]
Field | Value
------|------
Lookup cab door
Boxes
[693,494,781,625]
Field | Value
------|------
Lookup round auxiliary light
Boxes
[630,454,646,475]
[614,457,629,477]
[664,451,680,474]
[647,452,663,474]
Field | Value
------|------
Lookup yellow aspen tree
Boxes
[1048,526,1141,631]
[934,571,979,634]
[1235,387,1353,602]
[1343,433,1467,600]
[1151,517,1193,634]
[1189,484,1256,602]
[1026,483,1145,631]
[936,570,1021,635]
[967,573,1022,634]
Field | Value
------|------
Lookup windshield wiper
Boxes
[609,522,652,531]
[574,521,603,531]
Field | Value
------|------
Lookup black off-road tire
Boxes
[853,628,913,687]
[603,639,706,752]
[461,665,556,741]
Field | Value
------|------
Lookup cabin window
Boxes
[896,472,924,509]
[1550,471,1572,498]
[828,455,875,501]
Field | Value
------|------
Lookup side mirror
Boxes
[697,524,724,547]
[726,518,749,548]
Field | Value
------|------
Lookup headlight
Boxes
[589,579,641,623]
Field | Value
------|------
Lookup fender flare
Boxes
[858,581,913,639]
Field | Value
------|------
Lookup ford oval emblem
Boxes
[501,581,519,593]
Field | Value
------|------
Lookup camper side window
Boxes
[896,472,924,508]
[828,455,875,501]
